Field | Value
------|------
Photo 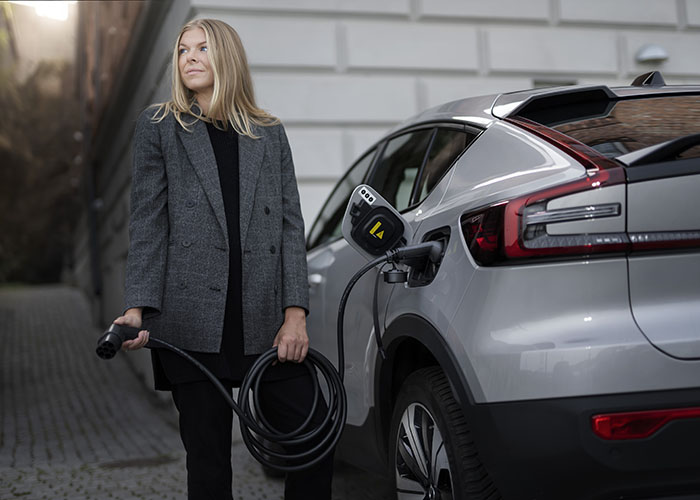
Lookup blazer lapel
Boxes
[238,129,265,250]
[177,119,228,241]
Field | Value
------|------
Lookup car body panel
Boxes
[424,121,587,221]
[453,257,700,402]
[307,238,395,425]
[387,93,499,136]
[629,253,700,359]
[627,174,700,232]
[626,173,700,359]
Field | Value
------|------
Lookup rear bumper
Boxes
[468,388,700,500]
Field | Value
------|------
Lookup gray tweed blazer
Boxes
[124,108,309,354]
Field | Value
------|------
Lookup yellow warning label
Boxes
[369,221,382,235]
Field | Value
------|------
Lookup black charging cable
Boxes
[98,326,345,472]
[96,240,442,472]
[335,240,443,382]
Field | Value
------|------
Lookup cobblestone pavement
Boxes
[0,285,392,500]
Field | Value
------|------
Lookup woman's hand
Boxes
[113,307,149,351]
[273,307,309,363]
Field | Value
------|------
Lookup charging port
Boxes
[408,227,450,287]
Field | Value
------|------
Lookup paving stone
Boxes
[0,285,392,500]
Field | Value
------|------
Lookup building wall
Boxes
[186,0,700,224]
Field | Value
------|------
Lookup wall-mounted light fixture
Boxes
[635,44,669,64]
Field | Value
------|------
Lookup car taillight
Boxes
[461,117,628,265]
[592,407,700,440]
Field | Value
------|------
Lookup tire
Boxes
[389,367,499,500]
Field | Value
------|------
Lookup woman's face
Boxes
[178,27,214,99]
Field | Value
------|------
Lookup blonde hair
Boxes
[151,19,278,137]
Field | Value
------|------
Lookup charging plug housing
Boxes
[96,323,140,359]
[341,185,411,262]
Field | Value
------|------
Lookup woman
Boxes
[112,18,333,500]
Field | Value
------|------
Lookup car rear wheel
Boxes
[390,367,498,500]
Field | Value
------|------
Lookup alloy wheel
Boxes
[395,402,453,500]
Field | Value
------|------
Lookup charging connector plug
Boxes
[96,323,140,359]
[386,241,443,266]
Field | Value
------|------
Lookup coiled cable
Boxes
[146,338,345,472]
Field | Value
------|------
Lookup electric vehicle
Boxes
[305,72,700,500]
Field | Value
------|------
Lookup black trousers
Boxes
[171,372,334,500]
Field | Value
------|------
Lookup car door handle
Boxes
[308,273,323,287]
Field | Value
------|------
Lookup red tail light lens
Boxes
[592,407,700,440]
[460,168,628,265]
[462,204,506,265]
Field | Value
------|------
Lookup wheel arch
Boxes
[374,313,479,460]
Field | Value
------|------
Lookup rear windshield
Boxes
[524,95,700,160]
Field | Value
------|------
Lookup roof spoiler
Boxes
[492,86,614,120]
[631,71,666,87]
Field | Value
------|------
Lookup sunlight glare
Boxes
[10,1,76,21]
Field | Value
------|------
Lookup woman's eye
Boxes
[200,46,208,52]
[179,48,187,55]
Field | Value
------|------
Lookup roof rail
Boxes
[631,71,666,87]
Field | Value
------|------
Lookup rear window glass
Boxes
[525,95,700,160]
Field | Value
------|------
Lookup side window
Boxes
[414,128,475,204]
[369,129,434,211]
[307,149,376,249]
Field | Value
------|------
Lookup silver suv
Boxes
[305,72,700,500]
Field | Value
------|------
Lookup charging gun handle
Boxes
[387,241,443,263]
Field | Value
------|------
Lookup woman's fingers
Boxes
[276,336,305,362]
[290,342,301,363]
[114,315,141,328]
[122,329,149,351]
[277,341,288,362]
[136,329,149,347]
[273,319,309,363]
[288,338,308,363]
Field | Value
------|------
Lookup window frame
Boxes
[366,126,437,213]
[306,147,379,251]
[366,121,482,213]
[306,120,484,251]
[410,124,482,207]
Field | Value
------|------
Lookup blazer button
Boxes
[186,200,195,208]
[269,245,276,254]
[264,206,270,215]
[182,240,191,248]
[178,282,187,290]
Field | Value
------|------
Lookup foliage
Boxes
[0,61,82,282]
